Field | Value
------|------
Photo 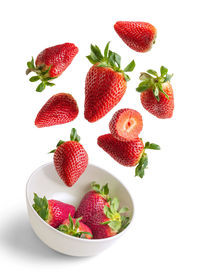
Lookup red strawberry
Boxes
[75,183,130,239]
[136,66,174,118]
[26,42,78,92]
[97,134,160,178]
[35,93,78,128]
[50,128,88,187]
[84,42,135,122]
[109,108,143,141]
[58,214,93,239]
[32,193,75,228]
[114,21,157,53]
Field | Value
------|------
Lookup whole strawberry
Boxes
[136,66,174,118]
[50,128,88,187]
[75,183,130,239]
[109,108,143,141]
[35,93,79,128]
[32,193,75,228]
[84,42,135,122]
[98,134,160,178]
[58,214,93,239]
[114,21,157,53]
[26,42,78,92]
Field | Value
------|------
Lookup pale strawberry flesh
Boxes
[109,108,143,141]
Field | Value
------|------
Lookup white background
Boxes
[1,0,200,279]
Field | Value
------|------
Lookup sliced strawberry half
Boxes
[109,108,143,141]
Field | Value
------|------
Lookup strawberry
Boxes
[35,93,78,128]
[114,21,157,53]
[75,183,130,239]
[50,128,88,187]
[58,214,93,239]
[84,42,135,122]
[32,193,75,228]
[97,134,160,178]
[136,66,174,118]
[109,108,143,141]
[26,42,78,92]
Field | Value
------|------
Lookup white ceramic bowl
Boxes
[26,163,134,257]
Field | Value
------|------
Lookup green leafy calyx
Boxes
[86,42,135,82]
[49,128,80,153]
[58,214,93,239]
[26,57,56,92]
[136,66,173,101]
[135,141,161,178]
[102,197,130,233]
[91,182,110,201]
[32,193,50,222]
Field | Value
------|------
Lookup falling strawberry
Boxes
[109,108,143,141]
[58,214,93,239]
[114,21,157,53]
[97,134,160,178]
[32,193,75,228]
[75,182,130,239]
[136,66,174,118]
[35,93,79,128]
[26,42,78,92]
[50,128,88,187]
[84,42,135,122]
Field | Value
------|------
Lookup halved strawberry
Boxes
[109,108,143,141]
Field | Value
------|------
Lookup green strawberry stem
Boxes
[26,57,56,92]
[57,214,93,238]
[91,182,130,232]
[135,141,160,178]
[102,197,130,232]
[136,66,173,101]
[49,128,80,153]
[86,42,135,82]
[91,182,110,201]
[32,193,50,221]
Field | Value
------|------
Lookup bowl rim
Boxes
[26,162,134,243]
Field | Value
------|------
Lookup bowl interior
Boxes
[27,163,134,222]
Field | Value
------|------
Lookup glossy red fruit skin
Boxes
[114,21,157,53]
[141,82,174,119]
[47,200,75,228]
[61,218,93,239]
[75,190,116,239]
[35,43,78,77]
[54,141,88,187]
[35,93,79,128]
[97,134,144,166]
[84,64,127,122]
[109,108,143,141]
